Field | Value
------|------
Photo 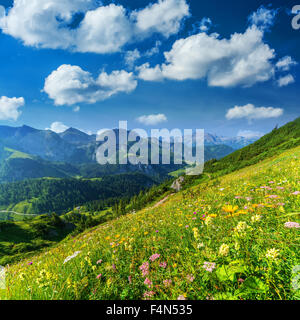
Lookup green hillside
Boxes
[0,173,156,215]
[1,143,299,300]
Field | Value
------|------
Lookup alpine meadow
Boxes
[0,0,299,306]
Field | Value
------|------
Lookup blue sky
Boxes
[0,0,299,137]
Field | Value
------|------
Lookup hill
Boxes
[0,173,156,215]
[0,142,299,300]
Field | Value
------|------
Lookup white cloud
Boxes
[73,106,80,112]
[226,104,284,121]
[125,49,141,69]
[248,6,277,30]
[277,74,295,87]
[237,130,264,139]
[276,56,297,71]
[145,40,162,57]
[138,25,276,87]
[136,113,167,125]
[0,96,24,121]
[199,17,212,32]
[76,4,132,54]
[132,0,189,37]
[46,121,69,133]
[0,0,189,53]
[43,64,137,106]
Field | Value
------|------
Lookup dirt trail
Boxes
[152,194,174,208]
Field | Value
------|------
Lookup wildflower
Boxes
[251,215,262,223]
[186,274,195,282]
[63,251,81,264]
[139,262,150,277]
[222,205,238,214]
[143,291,155,299]
[163,279,172,287]
[96,259,103,264]
[238,278,245,283]
[159,262,167,268]
[149,253,160,262]
[177,295,186,300]
[128,276,132,284]
[144,278,153,288]
[292,191,300,195]
[234,221,249,236]
[202,261,216,272]
[19,273,25,281]
[219,244,230,257]
[192,227,200,240]
[205,216,213,226]
[96,273,102,279]
[284,222,300,229]
[267,195,279,199]
[266,248,280,260]
[197,242,205,249]
[27,261,33,266]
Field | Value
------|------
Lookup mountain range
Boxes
[0,124,257,182]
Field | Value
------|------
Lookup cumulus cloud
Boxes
[277,74,295,87]
[226,104,284,121]
[136,113,167,125]
[43,64,137,106]
[46,121,69,133]
[0,96,24,121]
[138,26,276,87]
[132,0,189,37]
[276,56,297,71]
[237,130,264,139]
[248,5,278,31]
[125,49,141,69]
[0,0,189,53]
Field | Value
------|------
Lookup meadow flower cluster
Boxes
[0,146,299,300]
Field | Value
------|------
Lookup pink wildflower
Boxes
[96,273,102,279]
[143,291,155,299]
[139,262,150,277]
[159,262,167,268]
[149,253,160,262]
[202,261,216,272]
[144,278,153,288]
[163,279,172,287]
[187,274,195,282]
[284,222,300,229]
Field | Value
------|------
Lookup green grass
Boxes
[4,148,33,160]
[1,145,299,300]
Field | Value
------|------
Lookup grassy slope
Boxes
[1,145,299,300]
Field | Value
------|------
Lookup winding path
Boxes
[0,210,38,216]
